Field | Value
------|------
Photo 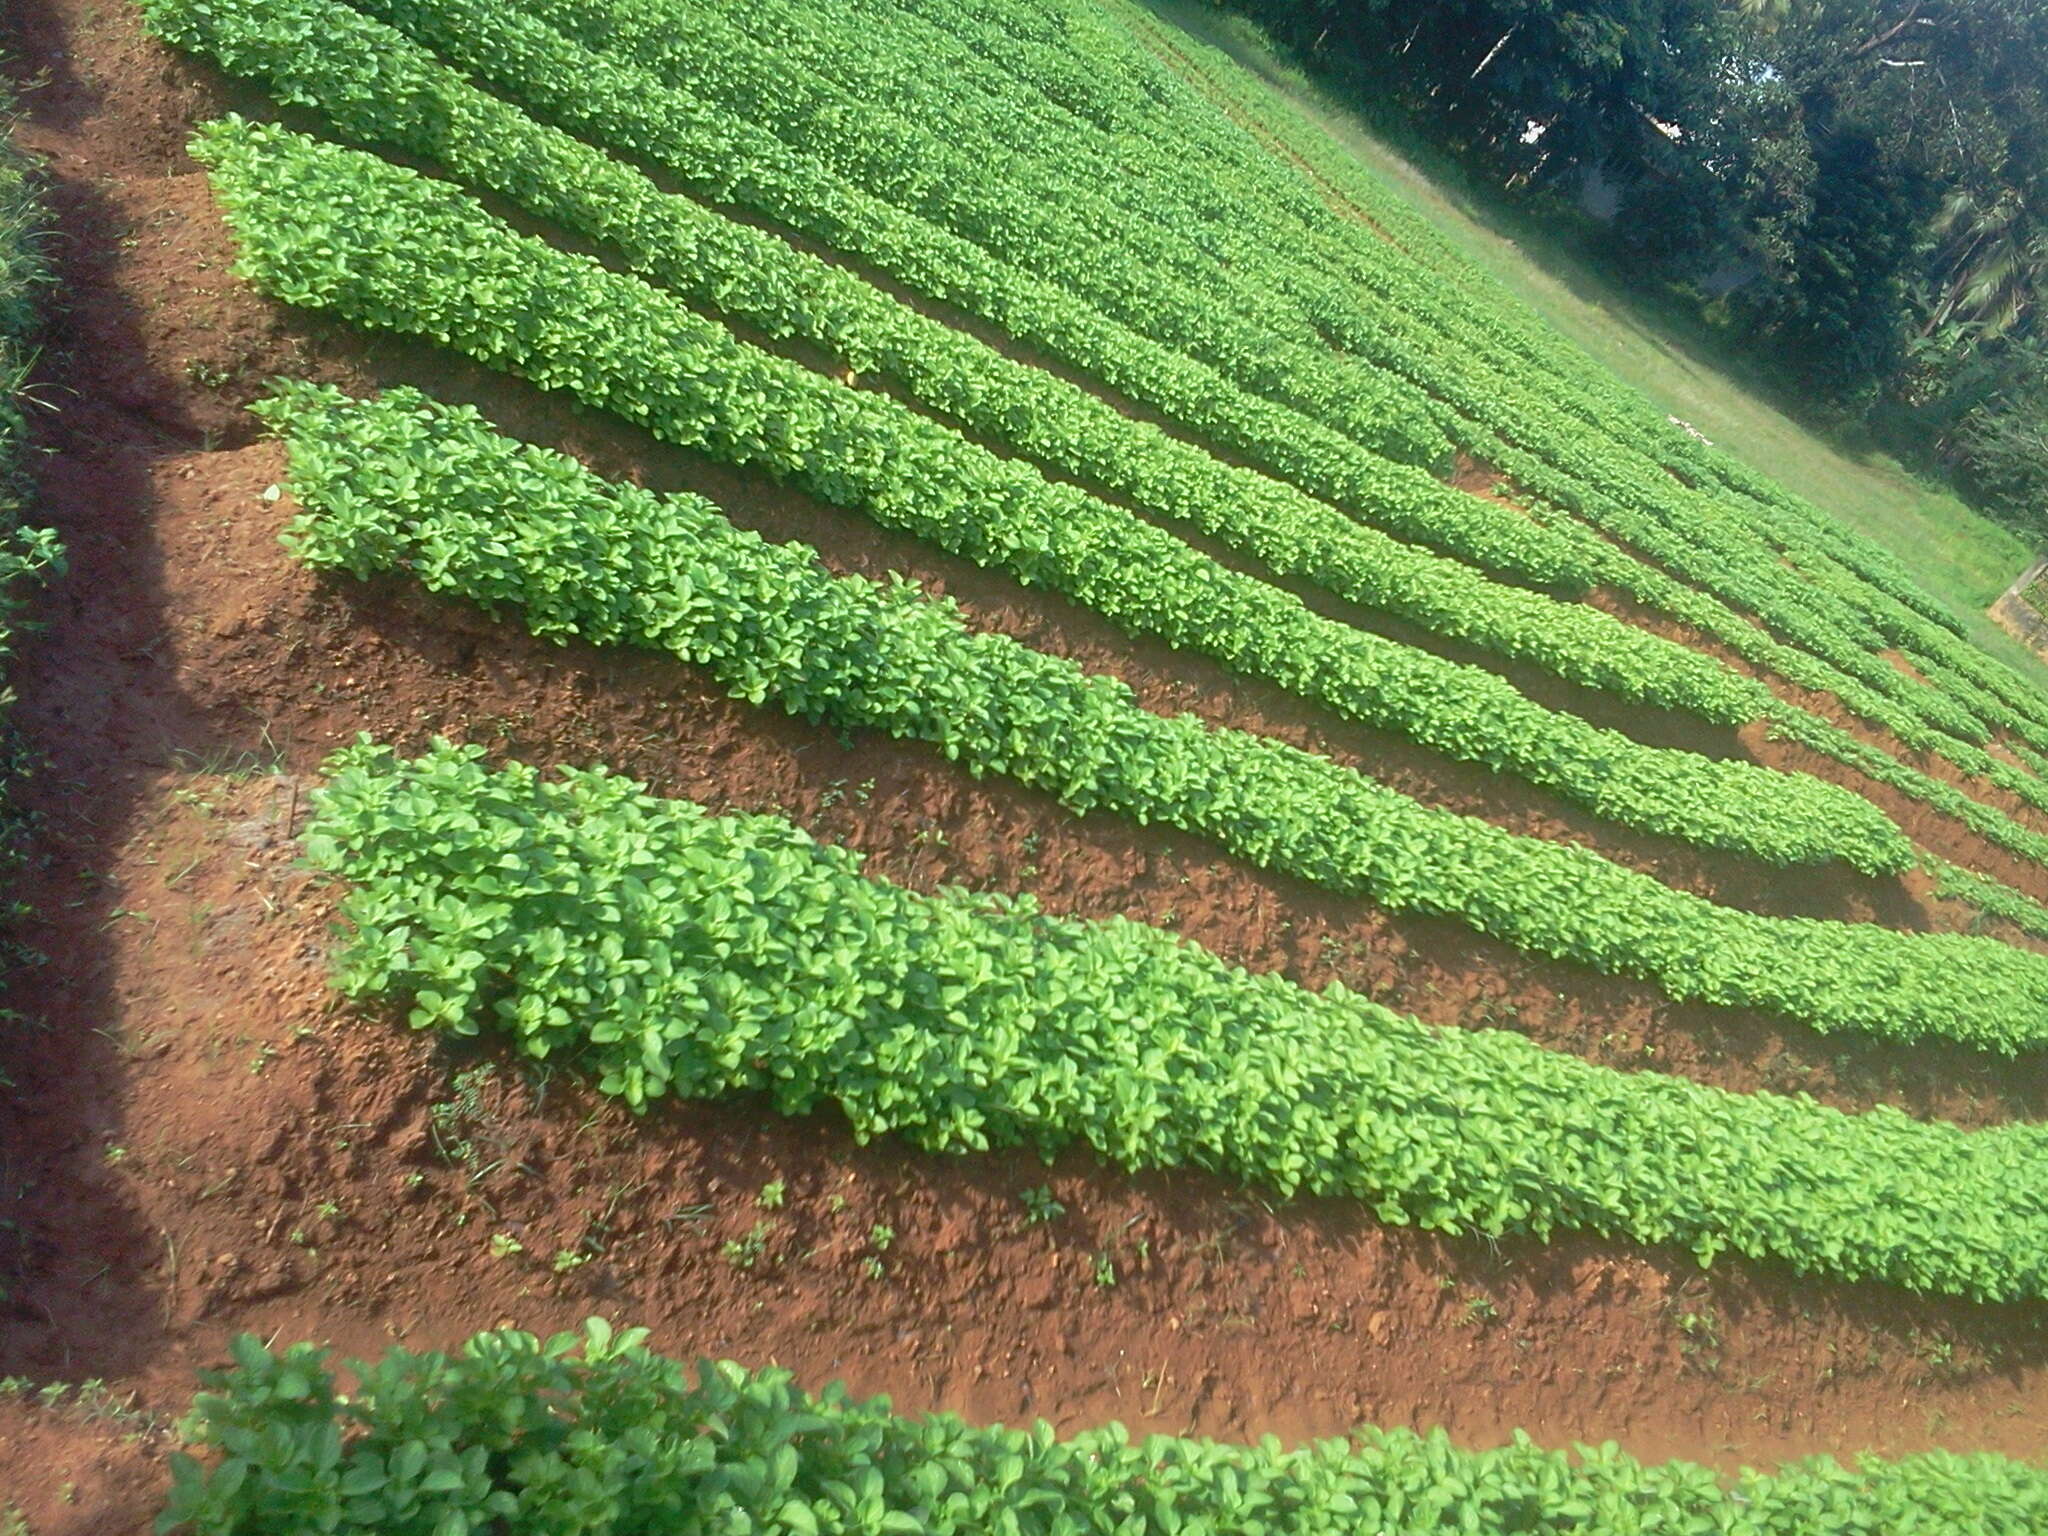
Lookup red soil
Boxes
[5,3,2048,1531]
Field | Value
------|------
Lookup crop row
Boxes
[146,0,1937,879]
[255,376,2048,1049]
[311,738,2048,1298]
[1761,700,2048,875]
[165,1322,2048,1535]
[1925,856,2048,943]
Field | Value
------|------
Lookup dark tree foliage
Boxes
[1219,0,2048,539]
[1731,128,1926,407]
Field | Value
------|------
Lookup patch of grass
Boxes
[0,1375,164,1433]
[0,74,62,975]
[426,1063,502,1179]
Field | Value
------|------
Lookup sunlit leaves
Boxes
[306,741,2048,1300]
[163,1322,2048,1534]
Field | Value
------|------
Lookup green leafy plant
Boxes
[722,1222,771,1271]
[155,1321,2048,1534]
[299,741,2048,1301]
[1019,1185,1064,1225]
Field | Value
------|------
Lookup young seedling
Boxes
[1020,1185,1064,1225]
[723,1221,771,1271]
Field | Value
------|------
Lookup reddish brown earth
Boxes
[5,2,2048,1531]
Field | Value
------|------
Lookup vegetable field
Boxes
[1,0,2047,1528]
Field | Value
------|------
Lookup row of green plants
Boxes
[256,379,2048,1049]
[750,0,2046,766]
[146,0,1936,879]
[1924,856,2048,943]
[450,0,2048,857]
[1488,431,2014,750]
[1760,699,2048,879]
[308,738,2048,1299]
[161,1321,2048,1534]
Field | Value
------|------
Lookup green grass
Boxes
[0,84,61,961]
[1149,0,2048,691]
